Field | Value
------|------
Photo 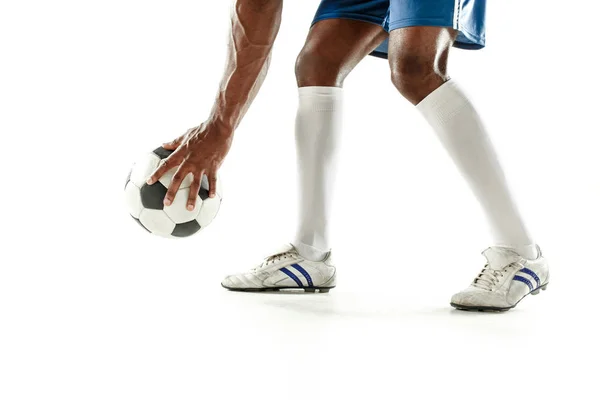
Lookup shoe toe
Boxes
[451,288,504,308]
[221,275,244,289]
[221,273,262,290]
[450,290,478,306]
[221,275,234,289]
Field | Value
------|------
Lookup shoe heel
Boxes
[304,287,332,293]
[531,283,548,296]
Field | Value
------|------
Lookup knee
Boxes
[295,46,345,88]
[390,51,447,104]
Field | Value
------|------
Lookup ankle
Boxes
[294,241,329,262]
[502,244,539,260]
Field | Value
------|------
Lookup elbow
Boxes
[242,0,283,13]
[233,0,282,46]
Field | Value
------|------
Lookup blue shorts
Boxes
[312,0,486,59]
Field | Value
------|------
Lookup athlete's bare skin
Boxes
[148,0,283,210]
[148,0,458,209]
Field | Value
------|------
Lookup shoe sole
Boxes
[221,284,335,293]
[450,282,549,312]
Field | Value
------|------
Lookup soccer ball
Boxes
[124,147,222,238]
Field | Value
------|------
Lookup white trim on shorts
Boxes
[453,0,461,30]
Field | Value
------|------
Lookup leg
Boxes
[294,19,387,260]
[221,18,387,292]
[388,26,455,105]
[388,26,537,259]
[296,19,387,88]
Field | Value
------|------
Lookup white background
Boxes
[1,0,599,398]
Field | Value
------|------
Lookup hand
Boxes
[147,122,233,210]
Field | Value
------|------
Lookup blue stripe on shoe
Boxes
[513,275,534,291]
[291,264,313,287]
[280,267,303,287]
[519,268,541,288]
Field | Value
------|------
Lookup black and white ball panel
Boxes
[164,187,201,223]
[158,168,194,190]
[125,169,132,190]
[124,147,222,238]
[199,174,210,201]
[124,181,144,218]
[140,182,168,210]
[172,220,201,237]
[139,209,176,237]
[152,146,173,160]
[128,153,160,188]
[133,217,151,233]
[197,196,220,228]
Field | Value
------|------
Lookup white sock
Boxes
[417,80,538,260]
[293,86,343,262]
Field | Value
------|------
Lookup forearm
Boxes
[208,0,283,132]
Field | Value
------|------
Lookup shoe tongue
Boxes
[272,243,295,255]
[264,243,297,264]
[483,247,521,270]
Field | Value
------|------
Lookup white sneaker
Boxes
[221,244,337,293]
[451,246,550,312]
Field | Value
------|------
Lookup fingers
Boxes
[147,153,182,185]
[163,165,190,206]
[208,172,218,198]
[187,172,202,211]
[162,135,185,150]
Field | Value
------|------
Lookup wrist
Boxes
[206,115,235,139]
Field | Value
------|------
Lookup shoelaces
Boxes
[473,262,524,291]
